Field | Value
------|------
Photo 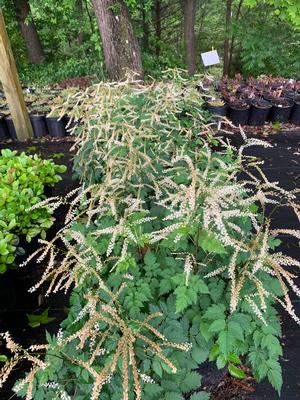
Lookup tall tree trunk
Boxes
[183,0,197,75]
[223,0,232,77]
[92,0,143,80]
[141,0,149,51]
[76,0,85,45]
[228,0,244,74]
[13,0,44,64]
[154,0,161,57]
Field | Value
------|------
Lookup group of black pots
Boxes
[0,113,76,140]
[206,96,300,127]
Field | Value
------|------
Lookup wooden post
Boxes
[0,9,33,140]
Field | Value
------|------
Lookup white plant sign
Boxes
[201,50,220,67]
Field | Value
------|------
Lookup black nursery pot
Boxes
[269,98,294,124]
[46,117,66,137]
[206,102,228,117]
[30,114,49,138]
[248,100,272,126]
[0,114,9,139]
[290,99,300,126]
[5,117,17,139]
[227,105,250,126]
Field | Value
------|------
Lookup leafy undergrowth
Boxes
[0,149,66,274]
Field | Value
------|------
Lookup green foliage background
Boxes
[1,0,300,84]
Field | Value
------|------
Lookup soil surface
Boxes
[231,130,300,400]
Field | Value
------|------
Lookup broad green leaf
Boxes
[208,319,226,333]
[152,360,163,378]
[198,231,227,254]
[190,393,210,400]
[209,343,220,361]
[228,364,246,379]
[228,321,244,341]
[192,347,209,364]
[164,393,184,400]
[0,355,8,363]
[203,304,226,321]
[216,354,227,369]
[200,322,213,342]
[182,371,202,392]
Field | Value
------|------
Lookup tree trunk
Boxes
[92,0,143,80]
[141,0,149,51]
[223,0,232,77]
[183,0,197,75]
[13,0,44,64]
[76,0,85,45]
[154,0,161,57]
[228,0,244,74]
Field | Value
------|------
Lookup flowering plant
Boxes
[2,71,300,399]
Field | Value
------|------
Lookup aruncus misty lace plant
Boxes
[2,71,300,398]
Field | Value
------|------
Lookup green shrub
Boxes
[0,149,66,273]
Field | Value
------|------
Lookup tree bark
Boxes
[141,0,149,51]
[223,0,232,77]
[92,0,143,80]
[228,0,244,74]
[76,0,85,45]
[13,0,44,64]
[154,0,161,57]
[183,0,197,75]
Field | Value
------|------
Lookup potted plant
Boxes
[4,113,17,140]
[206,97,228,117]
[0,113,9,139]
[269,96,294,124]
[248,98,272,126]
[46,110,67,137]
[290,95,300,126]
[30,107,49,138]
[227,96,250,126]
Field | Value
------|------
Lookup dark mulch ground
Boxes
[235,129,300,400]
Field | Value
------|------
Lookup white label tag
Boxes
[201,50,220,67]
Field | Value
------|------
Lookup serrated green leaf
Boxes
[228,353,241,365]
[159,279,172,295]
[144,383,163,397]
[203,304,225,321]
[200,322,213,342]
[81,368,89,382]
[182,371,202,393]
[228,364,246,379]
[228,321,244,341]
[192,347,209,364]
[165,393,184,400]
[208,319,226,333]
[198,231,227,254]
[216,354,227,369]
[267,365,282,394]
[209,343,220,361]
[261,334,282,356]
[217,331,237,356]
[152,360,163,378]
[144,251,156,266]
[190,392,210,400]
